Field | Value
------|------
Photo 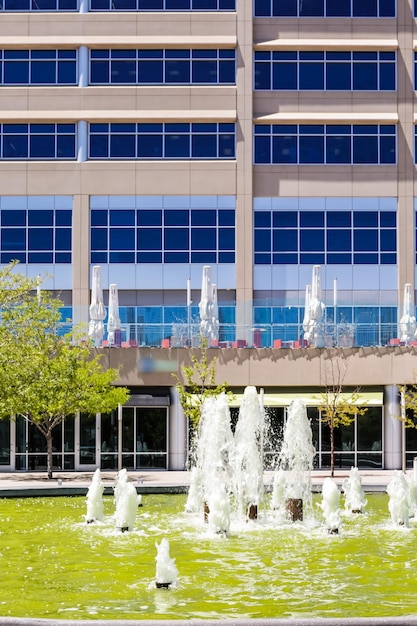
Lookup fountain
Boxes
[321,476,341,534]
[114,468,140,531]
[3,389,417,622]
[342,466,367,513]
[85,467,105,523]
[155,538,178,588]
[186,392,234,525]
[387,470,410,527]
[275,397,315,521]
[233,385,264,519]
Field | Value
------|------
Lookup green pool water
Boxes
[0,493,415,621]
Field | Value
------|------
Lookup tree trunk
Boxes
[46,430,54,480]
[330,425,335,478]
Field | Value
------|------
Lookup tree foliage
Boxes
[173,337,231,429]
[318,352,367,476]
[399,381,417,428]
[0,279,129,479]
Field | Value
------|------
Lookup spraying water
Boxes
[186,393,235,517]
[114,468,140,531]
[85,468,105,523]
[387,470,410,527]
[342,466,367,513]
[233,386,265,517]
[276,398,315,516]
[321,477,341,533]
[155,538,178,588]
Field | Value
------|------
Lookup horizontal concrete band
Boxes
[1,617,417,626]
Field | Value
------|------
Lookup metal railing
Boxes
[84,321,402,349]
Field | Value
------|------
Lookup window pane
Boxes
[299,135,324,163]
[299,63,324,89]
[326,63,351,90]
[273,63,297,89]
[353,136,378,163]
[353,63,377,90]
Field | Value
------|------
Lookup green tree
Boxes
[0,260,42,306]
[173,337,231,430]
[0,290,129,479]
[318,352,367,477]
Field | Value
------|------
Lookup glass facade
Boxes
[254,0,395,17]
[0,50,77,85]
[89,0,235,9]
[254,51,396,91]
[254,124,397,165]
[90,49,236,85]
[90,195,236,264]
[89,123,235,160]
[0,124,76,160]
[254,201,397,265]
[0,196,72,264]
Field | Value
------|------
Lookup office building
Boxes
[0,0,415,473]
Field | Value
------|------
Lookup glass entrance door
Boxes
[0,420,12,470]
[77,413,97,470]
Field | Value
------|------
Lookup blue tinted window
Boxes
[91,229,108,250]
[191,210,216,225]
[255,212,271,227]
[273,230,298,251]
[137,210,162,226]
[354,212,378,227]
[192,228,216,249]
[299,62,324,89]
[326,62,351,90]
[354,230,378,251]
[137,228,162,250]
[299,135,324,163]
[2,210,26,226]
[380,211,396,227]
[219,228,234,249]
[55,229,71,250]
[110,210,135,226]
[327,229,351,251]
[273,211,297,227]
[326,135,351,163]
[2,228,25,250]
[300,212,324,227]
[255,230,271,252]
[353,135,378,163]
[165,210,189,226]
[165,229,188,249]
[380,229,396,251]
[110,229,135,250]
[91,210,108,226]
[300,229,324,251]
[327,211,351,227]
[273,62,297,89]
[28,210,53,226]
[29,228,53,250]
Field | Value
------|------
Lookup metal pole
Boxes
[187,278,192,346]
[333,277,337,346]
[401,388,406,473]
[117,403,123,471]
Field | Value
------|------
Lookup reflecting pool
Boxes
[0,494,415,621]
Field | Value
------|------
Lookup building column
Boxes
[235,0,254,343]
[77,120,87,163]
[78,45,88,88]
[168,387,187,471]
[383,385,403,470]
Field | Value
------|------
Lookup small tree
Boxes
[0,291,129,479]
[399,381,417,428]
[318,352,367,477]
[173,337,231,430]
